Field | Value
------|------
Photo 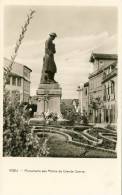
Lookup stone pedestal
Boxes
[36,83,62,115]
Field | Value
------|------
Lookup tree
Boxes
[89,96,103,123]
[81,114,88,125]
[60,102,81,125]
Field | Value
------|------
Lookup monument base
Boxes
[35,83,62,115]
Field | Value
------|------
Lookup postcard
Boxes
[0,0,121,195]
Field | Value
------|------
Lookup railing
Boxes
[102,68,117,81]
[89,65,104,77]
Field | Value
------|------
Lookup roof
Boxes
[102,68,117,83]
[88,68,103,79]
[90,53,118,62]
[103,61,117,70]
[61,99,79,106]
[4,57,32,72]
[61,99,73,105]
[89,57,118,79]
[24,65,32,72]
[84,82,89,87]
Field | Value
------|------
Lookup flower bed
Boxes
[99,133,117,143]
[97,139,116,150]
[64,131,92,145]
[87,128,116,139]
[73,126,90,132]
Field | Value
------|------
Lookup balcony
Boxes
[89,67,103,79]
[102,68,117,83]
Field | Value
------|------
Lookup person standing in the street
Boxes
[24,97,37,118]
[40,32,57,84]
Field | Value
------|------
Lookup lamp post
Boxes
[77,85,83,114]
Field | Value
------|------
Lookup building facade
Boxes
[102,61,117,124]
[4,58,32,103]
[80,53,117,124]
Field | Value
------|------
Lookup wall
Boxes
[4,58,31,103]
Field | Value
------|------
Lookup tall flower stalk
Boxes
[3,9,43,157]
[4,9,36,88]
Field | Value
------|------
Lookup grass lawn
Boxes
[37,132,116,158]
[85,149,117,158]
[38,133,86,157]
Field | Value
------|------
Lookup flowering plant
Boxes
[3,9,49,157]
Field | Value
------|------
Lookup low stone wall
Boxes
[68,140,116,154]
[31,125,117,155]
[99,132,117,143]
[83,129,103,143]
[32,127,72,142]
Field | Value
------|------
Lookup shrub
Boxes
[106,124,116,131]
[81,114,88,125]
[3,90,44,157]
[74,126,89,132]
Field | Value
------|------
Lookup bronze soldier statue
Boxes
[40,32,57,84]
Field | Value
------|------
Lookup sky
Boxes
[4,6,118,98]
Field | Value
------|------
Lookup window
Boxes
[99,60,104,65]
[24,71,29,78]
[23,94,29,103]
[103,71,106,79]
[111,65,115,71]
[6,77,10,85]
[103,85,106,101]
[12,77,16,86]
[108,86,109,95]
[99,60,104,69]
[110,104,115,123]
[107,68,110,75]
[89,95,92,104]
[111,81,115,94]
[24,81,30,92]
[17,77,21,86]
[24,68,30,79]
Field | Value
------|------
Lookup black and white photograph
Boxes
[1,1,122,195]
[3,5,118,158]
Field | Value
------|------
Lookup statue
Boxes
[40,32,57,84]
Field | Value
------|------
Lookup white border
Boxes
[0,1,121,195]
